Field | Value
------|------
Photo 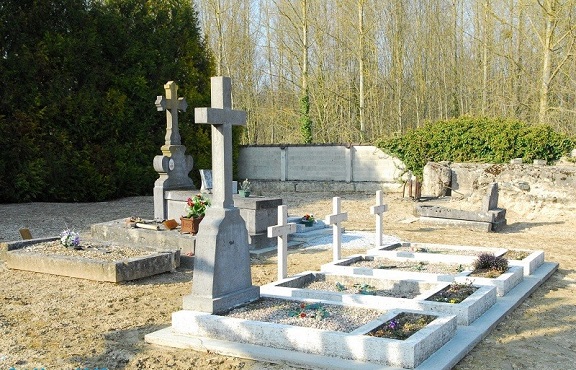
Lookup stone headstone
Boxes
[182,76,259,314]
[510,158,523,164]
[153,81,195,221]
[481,183,499,212]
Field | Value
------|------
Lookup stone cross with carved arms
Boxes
[195,76,246,208]
[155,81,188,147]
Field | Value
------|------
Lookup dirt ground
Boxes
[1,192,575,369]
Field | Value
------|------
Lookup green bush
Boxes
[377,117,574,178]
[0,0,213,202]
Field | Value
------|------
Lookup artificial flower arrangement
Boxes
[60,229,80,249]
[184,194,211,219]
[241,179,251,192]
[301,213,315,223]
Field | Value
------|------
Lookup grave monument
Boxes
[153,81,195,221]
[181,76,259,313]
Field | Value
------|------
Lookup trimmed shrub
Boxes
[377,117,575,178]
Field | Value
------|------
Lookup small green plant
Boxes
[368,313,436,340]
[427,280,477,304]
[353,283,377,295]
[473,253,509,273]
[288,302,329,320]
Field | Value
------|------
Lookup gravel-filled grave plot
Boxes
[351,257,469,275]
[299,273,440,299]
[11,240,157,261]
[222,297,385,333]
[5,238,177,282]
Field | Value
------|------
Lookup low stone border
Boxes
[320,255,472,283]
[455,265,524,297]
[261,272,497,326]
[163,307,456,369]
[4,238,179,282]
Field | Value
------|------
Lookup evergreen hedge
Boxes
[0,0,214,202]
[377,117,575,178]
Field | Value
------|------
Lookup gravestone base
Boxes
[183,207,260,314]
[165,190,282,250]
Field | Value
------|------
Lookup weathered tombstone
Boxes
[422,162,451,197]
[153,81,195,221]
[481,182,499,212]
[370,191,388,247]
[182,76,259,313]
[325,197,348,261]
[267,205,296,280]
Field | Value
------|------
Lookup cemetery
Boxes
[0,76,573,369]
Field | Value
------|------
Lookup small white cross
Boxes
[325,197,348,261]
[267,205,297,280]
[370,190,388,247]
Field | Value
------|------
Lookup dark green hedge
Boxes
[0,0,214,202]
[377,117,575,178]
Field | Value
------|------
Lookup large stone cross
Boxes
[268,205,297,280]
[370,190,388,247]
[195,77,246,209]
[155,81,188,147]
[325,197,348,261]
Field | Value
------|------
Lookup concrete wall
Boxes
[237,145,405,184]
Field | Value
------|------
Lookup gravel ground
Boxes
[1,192,576,369]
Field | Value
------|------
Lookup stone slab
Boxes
[415,205,506,223]
[419,216,494,232]
[260,271,497,326]
[145,262,557,370]
[6,247,178,282]
[91,219,195,250]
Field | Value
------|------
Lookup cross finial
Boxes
[195,77,246,209]
[155,81,188,146]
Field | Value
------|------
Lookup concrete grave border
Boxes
[151,305,456,369]
[260,271,497,326]
[321,254,473,282]
[146,261,557,370]
[3,237,178,282]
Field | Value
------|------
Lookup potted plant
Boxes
[239,179,251,197]
[301,213,315,227]
[181,194,211,235]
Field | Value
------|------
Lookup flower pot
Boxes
[301,218,314,227]
[239,190,250,197]
[180,216,203,235]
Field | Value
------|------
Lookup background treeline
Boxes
[0,0,213,202]
[195,0,576,144]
